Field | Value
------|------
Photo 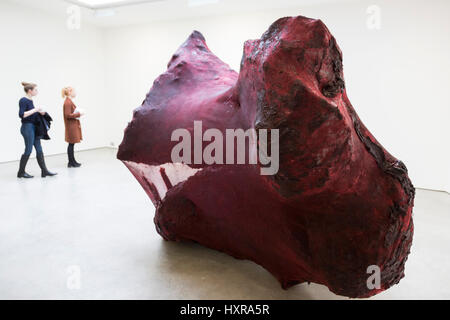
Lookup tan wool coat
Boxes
[63,97,82,144]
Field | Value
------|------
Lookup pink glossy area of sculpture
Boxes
[117,16,414,298]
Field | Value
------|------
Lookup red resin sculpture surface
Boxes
[117,15,414,298]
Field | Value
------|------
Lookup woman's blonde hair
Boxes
[62,86,73,98]
[21,82,37,93]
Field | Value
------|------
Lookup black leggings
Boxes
[68,143,75,162]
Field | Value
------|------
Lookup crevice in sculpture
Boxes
[117,15,414,298]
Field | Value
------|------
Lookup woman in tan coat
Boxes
[62,87,84,168]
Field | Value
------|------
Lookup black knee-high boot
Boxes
[68,143,81,168]
[37,152,57,178]
[17,154,33,178]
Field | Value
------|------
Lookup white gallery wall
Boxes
[0,0,107,163]
[0,0,448,192]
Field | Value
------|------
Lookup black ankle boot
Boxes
[68,145,81,168]
[37,152,57,178]
[17,154,34,178]
[68,161,81,168]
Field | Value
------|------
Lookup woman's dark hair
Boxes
[21,82,37,93]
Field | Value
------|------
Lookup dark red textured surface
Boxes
[117,15,415,298]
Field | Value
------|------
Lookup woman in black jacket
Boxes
[17,82,57,178]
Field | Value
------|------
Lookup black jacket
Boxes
[35,112,53,140]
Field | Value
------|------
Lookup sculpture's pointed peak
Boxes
[178,30,210,56]
[179,30,209,52]
[189,30,206,42]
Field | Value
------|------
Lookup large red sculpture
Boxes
[117,15,414,298]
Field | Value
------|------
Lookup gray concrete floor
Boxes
[0,148,449,299]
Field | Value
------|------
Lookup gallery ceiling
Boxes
[6,0,346,27]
